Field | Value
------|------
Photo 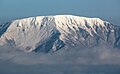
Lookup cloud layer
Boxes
[0,45,120,65]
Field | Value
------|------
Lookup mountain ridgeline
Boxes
[0,15,120,52]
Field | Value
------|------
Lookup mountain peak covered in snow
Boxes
[0,15,120,52]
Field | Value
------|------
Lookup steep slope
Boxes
[0,15,120,52]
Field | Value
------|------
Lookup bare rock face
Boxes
[0,15,120,52]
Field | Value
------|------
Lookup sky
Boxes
[0,0,120,25]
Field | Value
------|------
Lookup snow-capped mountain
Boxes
[0,15,120,52]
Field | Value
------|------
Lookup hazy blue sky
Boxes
[0,0,120,25]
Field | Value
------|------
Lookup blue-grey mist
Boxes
[0,0,120,25]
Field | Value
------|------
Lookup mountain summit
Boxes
[0,15,120,52]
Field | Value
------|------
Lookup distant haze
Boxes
[0,0,120,25]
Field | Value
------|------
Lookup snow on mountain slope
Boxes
[0,15,120,52]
